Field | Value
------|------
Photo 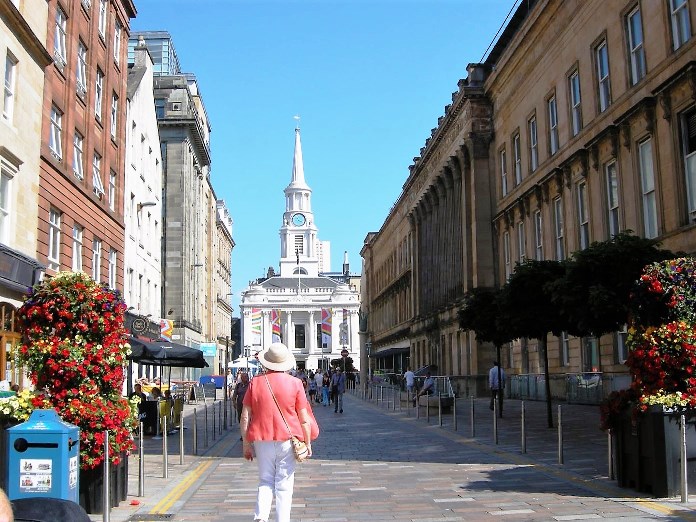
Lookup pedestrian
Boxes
[489,361,506,415]
[240,343,319,522]
[331,367,346,413]
[403,366,415,395]
[231,371,250,424]
[226,368,235,399]
[307,372,317,403]
[313,370,323,403]
[321,371,331,406]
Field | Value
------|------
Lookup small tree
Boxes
[500,259,566,428]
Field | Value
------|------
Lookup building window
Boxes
[616,325,629,363]
[92,238,102,281]
[3,52,17,122]
[0,168,11,244]
[110,93,118,138]
[49,105,63,159]
[500,149,508,197]
[155,98,165,119]
[113,20,122,65]
[534,209,543,260]
[81,0,91,12]
[503,231,511,279]
[95,68,104,120]
[73,131,84,180]
[582,336,599,372]
[48,208,61,271]
[638,138,658,238]
[560,331,570,367]
[517,221,526,262]
[108,170,116,211]
[577,181,589,249]
[680,108,696,219]
[569,71,582,137]
[98,0,107,38]
[529,116,538,172]
[554,197,565,260]
[670,0,691,51]
[93,153,105,197]
[54,7,67,66]
[294,235,303,255]
[596,41,611,113]
[605,161,620,236]
[127,267,134,303]
[513,133,522,185]
[76,41,87,97]
[548,96,559,155]
[108,249,117,288]
[72,224,83,272]
[627,6,647,85]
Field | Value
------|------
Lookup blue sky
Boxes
[131,0,517,311]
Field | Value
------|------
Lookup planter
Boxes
[78,453,128,514]
[614,407,696,497]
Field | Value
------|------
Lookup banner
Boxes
[321,308,332,347]
[339,308,348,344]
[271,309,282,343]
[159,319,174,342]
[251,308,262,346]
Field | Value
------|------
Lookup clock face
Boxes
[292,213,306,226]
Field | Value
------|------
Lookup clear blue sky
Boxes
[131,0,517,311]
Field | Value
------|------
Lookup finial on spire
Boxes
[293,115,300,130]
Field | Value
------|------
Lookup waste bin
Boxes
[6,409,79,502]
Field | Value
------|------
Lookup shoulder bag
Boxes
[264,374,310,462]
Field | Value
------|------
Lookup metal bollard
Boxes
[521,401,527,454]
[219,401,223,435]
[138,422,145,497]
[453,396,457,432]
[557,404,564,464]
[103,430,110,522]
[438,394,442,427]
[204,403,209,448]
[212,401,217,441]
[493,400,498,445]
[426,395,429,423]
[379,386,383,406]
[193,408,198,456]
[416,395,420,420]
[393,388,396,411]
[608,431,614,480]
[681,414,688,503]
[162,416,169,478]
[179,414,185,465]
[470,396,475,437]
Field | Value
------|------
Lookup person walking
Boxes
[321,371,331,406]
[231,371,250,424]
[240,343,318,522]
[331,367,346,413]
[403,367,415,397]
[313,370,323,403]
[489,361,506,416]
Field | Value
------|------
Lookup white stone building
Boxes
[240,127,361,371]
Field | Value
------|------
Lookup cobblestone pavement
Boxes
[95,391,696,522]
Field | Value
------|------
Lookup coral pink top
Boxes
[243,372,313,443]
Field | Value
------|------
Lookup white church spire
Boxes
[289,121,309,190]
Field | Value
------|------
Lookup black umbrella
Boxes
[128,337,209,368]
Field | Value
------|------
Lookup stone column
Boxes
[286,311,294,350]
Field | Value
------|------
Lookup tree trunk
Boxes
[541,335,553,428]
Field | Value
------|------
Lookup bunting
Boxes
[159,319,174,342]
[271,309,282,343]
[251,308,262,346]
[321,308,332,347]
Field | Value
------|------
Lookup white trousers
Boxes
[253,440,296,522]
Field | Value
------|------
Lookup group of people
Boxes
[302,368,346,413]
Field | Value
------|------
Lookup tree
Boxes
[458,287,512,417]
[500,259,566,428]
[550,232,674,338]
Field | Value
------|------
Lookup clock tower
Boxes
[279,126,320,277]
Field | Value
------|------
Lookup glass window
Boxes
[49,105,62,159]
[577,181,589,249]
[517,221,526,262]
[73,131,84,180]
[500,149,508,196]
[670,0,691,50]
[560,331,570,367]
[294,324,306,349]
[680,108,696,218]
[48,208,61,271]
[548,96,559,155]
[534,209,543,260]
[95,69,104,119]
[605,161,620,236]
[638,139,658,238]
[93,153,105,196]
[0,169,10,244]
[513,133,522,185]
[554,197,565,260]
[529,116,538,172]
[569,71,582,136]
[76,41,87,97]
[627,6,647,85]
[582,336,599,372]
[98,0,107,38]
[503,231,511,279]
[596,41,611,112]
[110,93,118,138]
[72,225,83,272]
[616,325,629,363]
[92,238,102,280]
[54,7,67,66]
[108,170,116,211]
[108,249,117,288]
[155,98,165,119]
[113,20,122,65]
[3,53,17,122]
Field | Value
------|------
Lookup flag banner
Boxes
[271,309,282,343]
[340,308,348,344]
[159,319,174,342]
[251,308,262,346]
[321,308,332,347]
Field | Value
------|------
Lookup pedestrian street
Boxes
[148,392,696,522]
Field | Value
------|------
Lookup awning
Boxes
[372,346,410,358]
[127,337,209,368]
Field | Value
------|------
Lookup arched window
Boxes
[293,267,308,275]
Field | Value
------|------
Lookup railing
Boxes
[508,372,632,404]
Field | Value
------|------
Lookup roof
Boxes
[259,276,340,290]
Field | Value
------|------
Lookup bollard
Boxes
[453,396,457,432]
[153,400,162,440]
[438,394,442,427]
[416,395,420,420]
[212,401,217,441]
[557,404,564,464]
[393,388,396,411]
[204,403,209,448]
[219,401,223,435]
[162,416,169,479]
[193,408,198,456]
[426,394,430,423]
[379,386,383,406]
[179,413,185,465]
[493,400,498,445]
[103,430,110,522]
[681,414,688,503]
[608,431,614,480]
[470,396,475,437]
[521,401,527,454]
[138,422,145,497]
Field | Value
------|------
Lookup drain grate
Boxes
[128,515,174,521]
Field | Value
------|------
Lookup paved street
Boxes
[96,391,696,521]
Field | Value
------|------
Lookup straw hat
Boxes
[258,342,296,372]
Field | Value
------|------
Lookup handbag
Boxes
[264,374,310,462]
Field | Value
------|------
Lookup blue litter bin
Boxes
[6,409,79,502]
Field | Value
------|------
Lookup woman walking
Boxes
[240,343,318,522]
